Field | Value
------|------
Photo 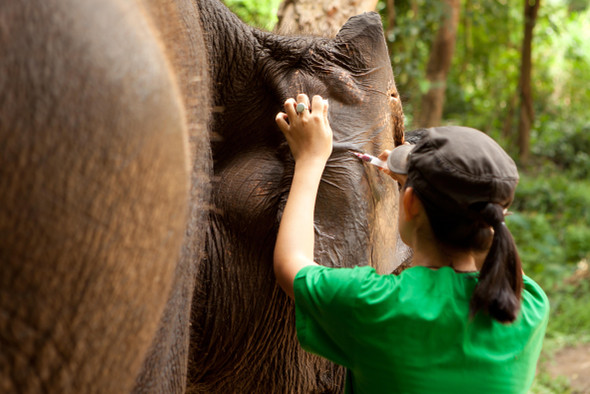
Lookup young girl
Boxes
[274,94,549,393]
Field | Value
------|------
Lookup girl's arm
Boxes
[273,94,332,298]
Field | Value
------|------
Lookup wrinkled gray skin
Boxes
[1,0,209,392]
[1,0,405,392]
[190,1,405,392]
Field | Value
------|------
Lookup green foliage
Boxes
[527,3,590,182]
[508,165,590,282]
[530,371,573,394]
[531,273,590,392]
[505,162,590,391]
[547,276,590,338]
[222,0,280,30]
[383,1,443,121]
[377,0,590,176]
[444,1,522,135]
[511,167,590,223]
[531,119,590,179]
[507,212,565,281]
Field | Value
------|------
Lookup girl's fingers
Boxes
[275,112,289,134]
[377,150,391,161]
[284,98,298,118]
[296,93,311,112]
[311,95,323,113]
[280,93,329,127]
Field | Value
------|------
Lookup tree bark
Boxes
[416,0,460,128]
[502,92,518,139]
[276,0,379,36]
[386,0,396,37]
[518,0,540,164]
[459,0,472,76]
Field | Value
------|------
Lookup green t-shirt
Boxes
[294,265,549,394]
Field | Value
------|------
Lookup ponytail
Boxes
[469,203,523,323]
[414,184,524,323]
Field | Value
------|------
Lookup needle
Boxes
[350,151,388,170]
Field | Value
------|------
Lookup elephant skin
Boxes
[190,1,405,392]
[1,0,404,392]
[0,0,209,392]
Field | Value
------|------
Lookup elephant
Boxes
[189,0,405,392]
[1,0,209,392]
[1,0,405,392]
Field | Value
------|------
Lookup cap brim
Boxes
[386,143,414,175]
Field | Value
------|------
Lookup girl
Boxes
[274,94,549,393]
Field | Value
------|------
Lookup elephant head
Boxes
[192,1,405,392]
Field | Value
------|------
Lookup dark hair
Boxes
[409,183,524,323]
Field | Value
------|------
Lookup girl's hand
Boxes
[275,94,332,165]
[377,150,407,189]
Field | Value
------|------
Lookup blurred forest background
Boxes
[222,0,590,392]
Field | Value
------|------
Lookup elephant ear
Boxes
[332,12,405,146]
[333,12,390,68]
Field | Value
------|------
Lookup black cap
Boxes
[387,126,519,213]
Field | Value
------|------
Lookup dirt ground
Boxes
[547,343,590,393]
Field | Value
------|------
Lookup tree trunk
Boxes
[276,0,378,36]
[384,0,396,61]
[459,0,472,76]
[386,0,396,41]
[502,92,518,139]
[518,0,540,164]
[416,0,460,128]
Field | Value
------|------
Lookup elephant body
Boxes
[1,0,209,392]
[1,0,404,392]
